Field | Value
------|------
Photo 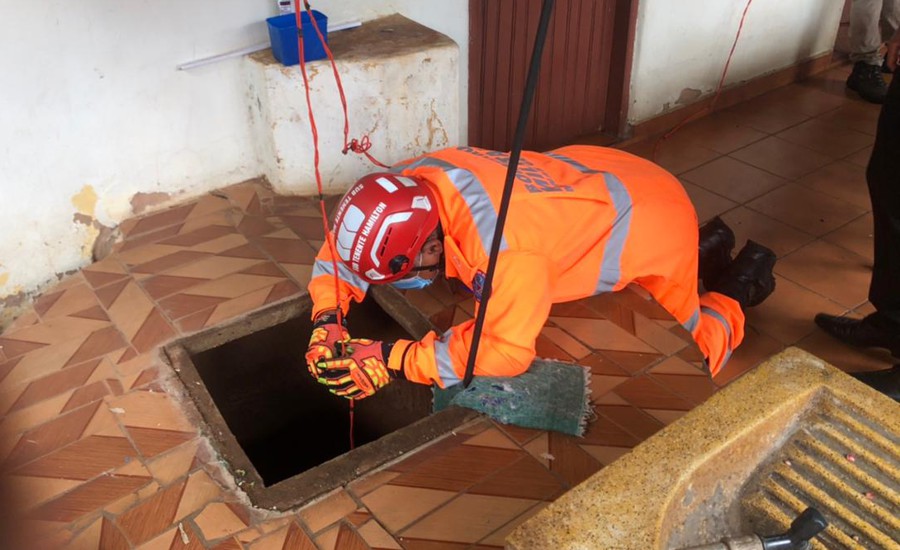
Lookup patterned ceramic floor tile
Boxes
[478,501,548,547]
[296,490,358,535]
[132,251,216,276]
[594,404,665,441]
[550,317,657,354]
[327,522,371,550]
[81,257,130,289]
[399,494,537,545]
[546,432,602,487]
[580,445,632,467]
[361,485,457,533]
[174,470,223,522]
[613,375,695,411]
[11,434,136,481]
[461,427,520,450]
[115,480,188,545]
[124,204,197,239]
[3,401,103,471]
[467,454,565,500]
[2,474,83,512]
[194,502,249,542]
[0,315,112,348]
[389,444,525,493]
[29,473,152,524]
[32,281,102,322]
[6,357,101,413]
[357,519,402,549]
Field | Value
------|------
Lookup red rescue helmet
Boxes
[332,173,440,284]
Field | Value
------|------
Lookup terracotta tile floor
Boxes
[0,64,895,549]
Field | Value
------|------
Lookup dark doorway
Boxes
[468,0,638,151]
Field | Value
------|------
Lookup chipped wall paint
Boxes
[71,185,102,260]
[71,185,98,218]
[0,0,468,315]
[628,0,844,124]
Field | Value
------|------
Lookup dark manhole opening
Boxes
[165,288,478,511]
[193,297,429,485]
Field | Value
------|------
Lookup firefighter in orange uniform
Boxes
[305,145,777,400]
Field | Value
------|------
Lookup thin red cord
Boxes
[301,2,390,168]
[653,0,753,160]
[349,400,355,449]
[294,2,345,332]
[294,0,356,448]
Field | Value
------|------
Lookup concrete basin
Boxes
[507,347,899,549]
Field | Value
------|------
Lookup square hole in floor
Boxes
[165,289,477,510]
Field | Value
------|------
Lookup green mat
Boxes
[433,359,592,437]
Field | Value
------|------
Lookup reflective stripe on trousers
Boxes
[545,152,634,294]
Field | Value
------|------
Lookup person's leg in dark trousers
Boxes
[868,71,900,321]
[816,74,900,400]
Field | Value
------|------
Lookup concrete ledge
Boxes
[247,14,459,195]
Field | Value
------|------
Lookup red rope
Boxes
[294,2,345,331]
[300,2,390,169]
[294,1,357,448]
[653,0,754,160]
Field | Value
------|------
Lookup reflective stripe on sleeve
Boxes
[392,156,508,256]
[434,330,462,387]
[701,305,733,365]
[312,259,370,293]
[682,307,701,334]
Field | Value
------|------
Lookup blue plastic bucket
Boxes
[266,11,328,66]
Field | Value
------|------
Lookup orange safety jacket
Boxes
[309,145,745,386]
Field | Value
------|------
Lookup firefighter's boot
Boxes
[698,216,736,289]
[709,240,776,308]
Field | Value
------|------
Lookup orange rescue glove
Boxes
[315,339,406,400]
[305,312,349,378]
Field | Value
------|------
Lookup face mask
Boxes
[390,274,435,290]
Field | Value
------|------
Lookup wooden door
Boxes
[468,0,637,151]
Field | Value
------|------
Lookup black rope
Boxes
[463,0,556,387]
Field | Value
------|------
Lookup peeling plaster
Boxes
[71,185,102,260]
[426,99,449,150]
[130,191,173,215]
[676,87,703,105]
[71,184,98,217]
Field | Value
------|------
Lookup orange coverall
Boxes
[309,145,745,386]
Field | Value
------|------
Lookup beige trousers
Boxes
[850,0,900,65]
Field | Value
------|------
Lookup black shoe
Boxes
[708,240,776,308]
[698,216,736,289]
[850,365,900,401]
[814,312,900,357]
[847,61,888,104]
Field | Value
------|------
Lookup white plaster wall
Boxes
[628,0,845,124]
[0,0,468,305]
[300,1,470,138]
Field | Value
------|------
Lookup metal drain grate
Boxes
[743,396,900,549]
